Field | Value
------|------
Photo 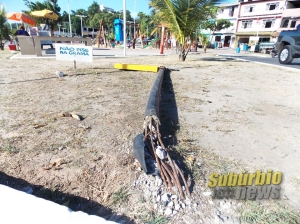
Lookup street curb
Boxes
[246,60,300,72]
[217,53,270,58]
[219,55,300,72]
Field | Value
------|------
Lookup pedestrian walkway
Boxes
[10,46,176,59]
[9,45,269,60]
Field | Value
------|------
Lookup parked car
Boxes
[257,42,275,54]
[275,24,300,64]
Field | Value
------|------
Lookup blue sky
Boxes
[2,0,152,16]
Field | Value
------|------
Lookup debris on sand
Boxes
[42,158,67,170]
[33,124,46,129]
[55,71,64,77]
[60,112,83,121]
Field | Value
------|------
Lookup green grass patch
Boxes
[239,201,300,224]
[111,186,131,206]
[145,214,169,224]
[1,144,19,154]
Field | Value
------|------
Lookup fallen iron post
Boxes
[133,66,189,200]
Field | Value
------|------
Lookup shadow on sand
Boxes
[159,69,197,193]
[0,171,134,223]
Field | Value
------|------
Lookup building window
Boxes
[260,37,270,42]
[229,7,234,17]
[290,21,296,28]
[241,20,252,28]
[215,36,221,41]
[266,2,279,11]
[244,5,255,12]
[281,19,289,28]
[263,19,275,28]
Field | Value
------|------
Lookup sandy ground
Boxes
[0,49,299,223]
[170,58,300,208]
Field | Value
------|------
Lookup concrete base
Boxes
[18,36,36,55]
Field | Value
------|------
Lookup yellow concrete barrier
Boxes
[114,64,159,72]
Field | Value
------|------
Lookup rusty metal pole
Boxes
[160,26,165,54]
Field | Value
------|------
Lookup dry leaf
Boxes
[42,158,67,170]
[42,165,52,170]
[71,113,82,121]
[52,158,67,166]
[187,155,195,163]
[33,124,46,129]
[60,112,83,120]
[60,112,72,117]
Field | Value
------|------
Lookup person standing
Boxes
[15,25,29,36]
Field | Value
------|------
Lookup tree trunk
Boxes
[179,43,192,61]
[179,48,186,61]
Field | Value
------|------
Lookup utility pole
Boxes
[123,0,126,56]
[68,0,72,36]
[146,18,149,39]
[62,22,69,36]
[256,19,260,43]
[76,15,87,37]
[134,0,137,38]
[58,24,61,35]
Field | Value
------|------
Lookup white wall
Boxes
[237,17,282,33]
[0,184,117,224]
[219,20,237,34]
[217,5,239,19]
[240,1,285,17]
[216,5,238,35]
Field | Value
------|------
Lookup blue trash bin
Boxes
[114,19,123,42]
[236,47,240,53]
[215,42,218,49]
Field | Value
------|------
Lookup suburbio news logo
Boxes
[208,170,282,200]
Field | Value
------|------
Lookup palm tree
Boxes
[0,6,11,50]
[199,33,209,53]
[150,0,217,61]
[23,0,61,36]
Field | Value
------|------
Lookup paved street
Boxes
[217,50,300,71]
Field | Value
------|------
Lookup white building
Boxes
[215,2,240,48]
[99,4,115,13]
[235,0,285,47]
[277,0,300,34]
